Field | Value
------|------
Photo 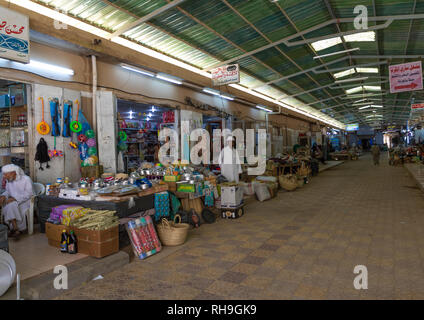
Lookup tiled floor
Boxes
[57,153,424,300]
[9,228,87,281]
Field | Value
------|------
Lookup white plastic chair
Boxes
[26,183,45,235]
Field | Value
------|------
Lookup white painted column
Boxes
[96,91,117,174]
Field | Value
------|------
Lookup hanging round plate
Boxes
[36,121,50,135]
[70,120,82,133]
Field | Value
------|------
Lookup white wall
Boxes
[32,84,82,183]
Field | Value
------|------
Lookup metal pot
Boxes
[130,172,140,179]
[183,173,193,181]
[78,181,89,188]
[140,183,150,190]
[92,179,104,189]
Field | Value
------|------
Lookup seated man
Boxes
[0,164,34,239]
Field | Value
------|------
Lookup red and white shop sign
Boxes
[389,61,423,94]
[411,103,424,111]
[211,64,240,86]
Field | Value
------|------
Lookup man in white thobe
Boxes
[219,136,242,183]
[0,164,34,238]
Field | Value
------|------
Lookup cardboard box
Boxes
[45,222,119,258]
[177,183,195,193]
[220,185,244,208]
[163,181,177,192]
[164,175,180,182]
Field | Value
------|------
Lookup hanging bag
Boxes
[34,138,51,170]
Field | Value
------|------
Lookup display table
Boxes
[37,194,155,233]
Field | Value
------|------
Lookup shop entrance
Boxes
[117,99,175,172]
[0,80,29,172]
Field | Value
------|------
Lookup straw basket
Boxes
[279,174,298,191]
[156,215,190,246]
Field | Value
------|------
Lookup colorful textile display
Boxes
[204,185,214,207]
[126,216,162,260]
[154,191,170,221]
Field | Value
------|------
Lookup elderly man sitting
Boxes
[0,164,34,239]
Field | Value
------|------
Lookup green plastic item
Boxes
[87,147,97,156]
[85,129,95,139]
[119,131,128,141]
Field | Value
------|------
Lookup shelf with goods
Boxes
[0,83,29,172]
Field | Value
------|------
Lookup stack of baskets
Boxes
[156,214,190,246]
[279,174,298,191]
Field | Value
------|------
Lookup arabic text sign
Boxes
[412,103,424,111]
[211,64,240,86]
[0,7,30,63]
[346,123,359,131]
[389,61,423,94]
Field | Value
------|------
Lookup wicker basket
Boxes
[156,215,189,246]
[279,174,298,191]
[297,162,309,177]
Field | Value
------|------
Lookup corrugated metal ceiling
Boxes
[33,0,424,126]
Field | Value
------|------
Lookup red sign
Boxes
[412,103,424,110]
[389,61,423,94]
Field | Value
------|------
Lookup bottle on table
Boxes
[60,230,68,253]
[68,231,78,254]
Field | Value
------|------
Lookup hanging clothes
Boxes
[34,138,51,170]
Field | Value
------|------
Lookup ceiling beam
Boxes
[160,0,341,110]
[388,0,417,124]
[204,14,424,71]
[219,0,344,114]
[106,0,188,39]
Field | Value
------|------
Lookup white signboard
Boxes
[211,64,240,86]
[389,61,423,94]
[0,6,30,63]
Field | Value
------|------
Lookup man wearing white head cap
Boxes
[0,164,34,238]
[218,136,242,183]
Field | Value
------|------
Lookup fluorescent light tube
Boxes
[343,31,375,43]
[356,67,378,73]
[203,88,221,96]
[221,94,234,101]
[121,64,155,77]
[256,105,273,112]
[29,60,74,75]
[311,37,343,51]
[346,86,363,94]
[334,77,368,84]
[314,47,360,59]
[156,73,183,85]
[334,68,356,79]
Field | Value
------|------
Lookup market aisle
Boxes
[57,153,424,300]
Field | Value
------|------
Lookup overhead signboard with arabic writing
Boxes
[211,64,240,86]
[411,103,424,111]
[0,6,30,63]
[389,61,423,94]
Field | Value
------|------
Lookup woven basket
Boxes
[156,215,189,246]
[279,175,298,191]
[297,162,309,177]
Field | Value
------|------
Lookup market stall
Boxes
[116,100,177,172]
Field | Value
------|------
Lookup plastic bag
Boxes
[254,183,271,202]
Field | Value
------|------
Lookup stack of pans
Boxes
[0,250,16,296]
